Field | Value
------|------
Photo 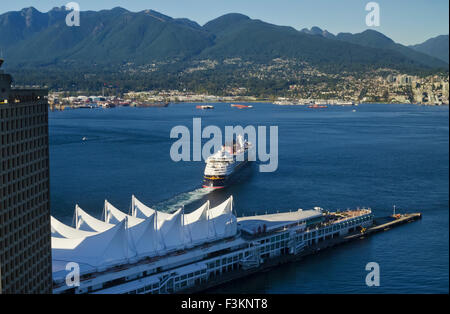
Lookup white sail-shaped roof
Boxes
[128,214,164,257]
[52,220,131,267]
[52,196,238,270]
[51,216,97,239]
[184,201,212,244]
[74,205,115,232]
[52,236,85,250]
[51,218,67,239]
[159,208,190,250]
[208,197,236,238]
[210,209,237,238]
[208,196,233,219]
[132,195,172,226]
[185,201,209,224]
[131,195,155,219]
[103,200,144,227]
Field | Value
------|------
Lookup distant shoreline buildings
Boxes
[47,72,449,109]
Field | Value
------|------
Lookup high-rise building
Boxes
[0,59,52,294]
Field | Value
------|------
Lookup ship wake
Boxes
[154,187,214,213]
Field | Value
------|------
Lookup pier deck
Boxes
[304,213,422,254]
[346,213,422,240]
[189,213,422,293]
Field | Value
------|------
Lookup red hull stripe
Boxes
[203,185,225,189]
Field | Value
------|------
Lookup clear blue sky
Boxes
[1,0,448,45]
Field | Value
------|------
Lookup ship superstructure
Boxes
[51,196,374,294]
[203,135,251,189]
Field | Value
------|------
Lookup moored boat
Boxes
[231,104,253,109]
[196,105,214,109]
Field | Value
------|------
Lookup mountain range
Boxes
[300,27,448,69]
[409,35,449,64]
[0,7,448,73]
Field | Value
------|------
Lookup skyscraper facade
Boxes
[0,59,52,293]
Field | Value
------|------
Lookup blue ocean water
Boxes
[49,103,449,293]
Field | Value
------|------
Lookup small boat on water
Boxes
[196,105,214,109]
[77,104,96,109]
[308,104,328,109]
[231,104,253,109]
[99,102,116,108]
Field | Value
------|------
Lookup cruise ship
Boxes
[51,196,374,294]
[203,135,252,189]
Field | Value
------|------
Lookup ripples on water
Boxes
[153,188,213,213]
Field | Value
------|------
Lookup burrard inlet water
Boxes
[49,102,449,293]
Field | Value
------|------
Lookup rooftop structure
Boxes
[237,209,323,235]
